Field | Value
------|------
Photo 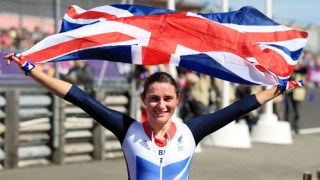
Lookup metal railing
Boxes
[0,81,137,169]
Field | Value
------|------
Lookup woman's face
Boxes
[142,82,179,125]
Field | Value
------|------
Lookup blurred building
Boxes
[0,0,205,34]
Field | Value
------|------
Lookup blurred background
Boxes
[0,0,319,179]
[1,0,319,84]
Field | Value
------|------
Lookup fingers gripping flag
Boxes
[19,4,308,87]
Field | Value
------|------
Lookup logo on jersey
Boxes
[139,140,150,151]
[177,135,184,151]
[159,150,165,156]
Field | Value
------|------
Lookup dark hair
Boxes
[142,72,178,99]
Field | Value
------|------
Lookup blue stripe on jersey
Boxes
[136,156,160,180]
[163,156,192,180]
[136,156,192,180]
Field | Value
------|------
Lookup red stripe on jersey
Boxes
[143,121,177,147]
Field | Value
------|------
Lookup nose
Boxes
[158,99,166,109]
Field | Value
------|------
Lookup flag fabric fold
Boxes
[19,4,308,86]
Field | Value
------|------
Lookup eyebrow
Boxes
[148,94,174,98]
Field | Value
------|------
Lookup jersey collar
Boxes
[143,121,177,147]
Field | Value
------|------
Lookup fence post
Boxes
[4,90,20,169]
[303,171,312,180]
[51,97,66,164]
[92,90,105,160]
[92,122,104,160]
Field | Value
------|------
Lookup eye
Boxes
[150,96,159,101]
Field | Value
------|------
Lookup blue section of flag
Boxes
[266,44,303,61]
[179,53,259,85]
[199,6,280,26]
[111,4,175,16]
[49,46,133,63]
[60,20,98,33]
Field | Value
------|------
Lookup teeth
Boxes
[155,111,166,114]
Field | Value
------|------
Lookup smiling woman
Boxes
[4,53,295,180]
[141,73,180,142]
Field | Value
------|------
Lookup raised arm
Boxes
[185,93,261,145]
[4,53,135,143]
[255,86,282,105]
[255,80,304,105]
[5,53,72,99]
[185,85,299,145]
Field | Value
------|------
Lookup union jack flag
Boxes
[19,4,308,86]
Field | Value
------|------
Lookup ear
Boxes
[176,93,180,103]
[141,93,146,105]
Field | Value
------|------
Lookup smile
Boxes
[155,111,168,114]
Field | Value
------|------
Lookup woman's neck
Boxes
[148,120,171,140]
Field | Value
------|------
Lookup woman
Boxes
[5,53,286,180]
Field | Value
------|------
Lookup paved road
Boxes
[1,88,319,180]
[1,133,319,180]
[274,87,320,135]
[299,88,320,129]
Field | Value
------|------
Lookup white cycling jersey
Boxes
[122,121,195,180]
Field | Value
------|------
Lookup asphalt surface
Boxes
[1,133,319,180]
[298,88,320,129]
[1,88,320,180]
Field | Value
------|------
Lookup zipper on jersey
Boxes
[160,158,163,180]
[151,132,169,180]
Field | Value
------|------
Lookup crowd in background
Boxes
[1,26,319,133]
[0,26,48,52]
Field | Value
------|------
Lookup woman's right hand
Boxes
[4,53,35,76]
[4,53,20,66]
[5,52,72,98]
